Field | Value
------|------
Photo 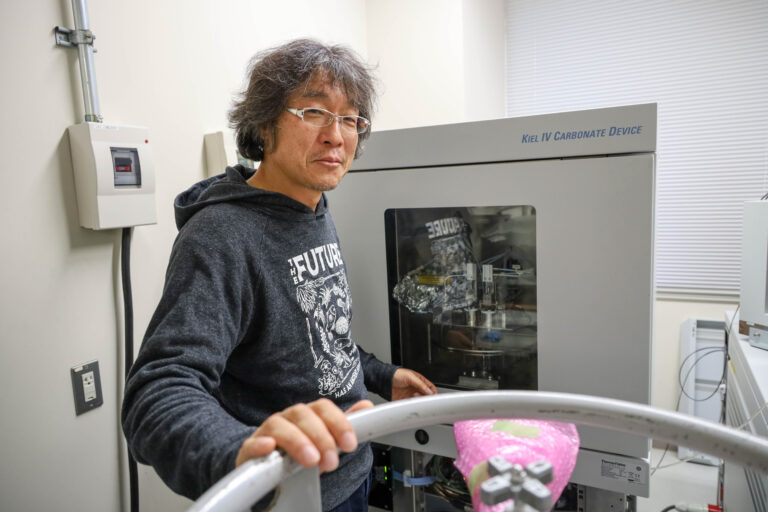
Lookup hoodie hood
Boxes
[174,165,328,230]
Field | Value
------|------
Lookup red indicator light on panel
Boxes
[145,139,149,144]
[116,166,131,172]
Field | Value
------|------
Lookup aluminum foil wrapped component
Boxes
[391,271,442,314]
[392,219,477,314]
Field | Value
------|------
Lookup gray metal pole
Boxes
[71,0,101,122]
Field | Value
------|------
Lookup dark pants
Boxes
[327,474,370,512]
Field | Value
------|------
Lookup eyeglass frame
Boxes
[285,106,370,134]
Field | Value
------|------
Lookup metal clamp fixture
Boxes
[54,26,95,48]
[480,456,554,511]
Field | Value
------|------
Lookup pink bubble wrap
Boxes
[453,419,580,511]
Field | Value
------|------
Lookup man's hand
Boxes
[235,398,373,472]
[391,368,437,401]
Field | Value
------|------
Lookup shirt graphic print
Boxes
[289,242,362,398]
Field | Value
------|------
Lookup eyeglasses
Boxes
[285,106,370,134]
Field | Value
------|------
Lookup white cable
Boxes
[672,503,715,512]
[738,400,768,431]
[655,399,768,471]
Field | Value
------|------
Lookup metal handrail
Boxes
[189,391,768,511]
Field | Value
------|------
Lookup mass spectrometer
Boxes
[328,103,657,511]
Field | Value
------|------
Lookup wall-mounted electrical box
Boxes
[67,122,157,230]
[203,129,256,177]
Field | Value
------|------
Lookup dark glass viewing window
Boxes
[384,205,537,391]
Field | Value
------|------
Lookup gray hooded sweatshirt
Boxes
[121,165,397,510]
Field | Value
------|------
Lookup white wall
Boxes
[461,0,507,122]
[366,0,506,130]
[0,1,367,510]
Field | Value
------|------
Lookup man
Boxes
[121,39,436,511]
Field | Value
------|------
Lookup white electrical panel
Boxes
[67,122,157,230]
[204,129,256,177]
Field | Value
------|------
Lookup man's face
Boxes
[261,74,359,205]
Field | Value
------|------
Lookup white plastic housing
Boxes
[67,122,157,230]
[203,129,256,178]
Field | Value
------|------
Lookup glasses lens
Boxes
[299,108,369,134]
[355,117,370,134]
[340,116,359,132]
[301,108,332,126]
[339,116,369,134]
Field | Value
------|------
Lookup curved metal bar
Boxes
[190,451,304,512]
[351,391,768,472]
[189,391,768,511]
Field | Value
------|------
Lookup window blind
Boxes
[505,0,768,298]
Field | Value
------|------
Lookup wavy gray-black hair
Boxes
[229,39,377,162]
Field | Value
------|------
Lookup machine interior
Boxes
[384,205,538,391]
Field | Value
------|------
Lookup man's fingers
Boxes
[346,399,374,414]
[236,398,371,471]
[410,372,436,395]
[326,399,372,451]
[391,369,438,401]
[417,375,436,394]
[421,375,438,394]
[308,398,362,455]
[235,436,276,467]
[402,370,436,395]
[254,412,323,467]
[412,376,430,394]
[280,402,342,472]
[246,436,276,454]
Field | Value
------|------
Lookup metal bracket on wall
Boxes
[54,25,97,51]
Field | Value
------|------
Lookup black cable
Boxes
[660,506,676,512]
[121,227,139,512]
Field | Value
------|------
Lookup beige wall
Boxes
[0,0,729,510]
[367,0,506,130]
